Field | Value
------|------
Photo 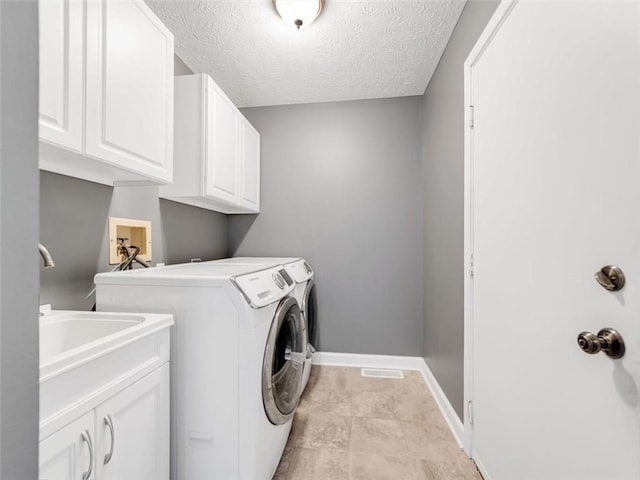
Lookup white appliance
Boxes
[210,257,316,391]
[94,263,306,480]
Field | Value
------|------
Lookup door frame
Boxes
[462,0,520,473]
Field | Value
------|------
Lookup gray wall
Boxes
[40,55,229,310]
[229,97,424,356]
[40,173,228,310]
[0,1,40,478]
[421,0,499,419]
[174,54,192,76]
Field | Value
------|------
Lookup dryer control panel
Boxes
[284,259,314,284]
[233,266,295,309]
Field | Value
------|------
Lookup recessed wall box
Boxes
[109,217,152,265]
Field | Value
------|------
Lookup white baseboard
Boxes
[313,352,465,449]
[472,449,491,480]
[313,351,426,370]
[418,359,464,448]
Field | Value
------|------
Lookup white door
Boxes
[85,0,173,183]
[238,117,260,212]
[206,79,240,204]
[94,365,169,480]
[39,0,83,151]
[39,412,95,480]
[466,1,640,479]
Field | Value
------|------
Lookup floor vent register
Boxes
[360,368,404,379]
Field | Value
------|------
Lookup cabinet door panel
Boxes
[39,0,83,152]
[85,0,173,183]
[95,365,169,480]
[239,118,260,211]
[40,412,94,480]
[206,83,239,203]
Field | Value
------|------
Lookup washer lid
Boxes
[210,257,300,266]
[233,266,296,308]
[94,262,264,287]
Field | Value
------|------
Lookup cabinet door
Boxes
[85,0,173,183]
[94,365,169,480]
[205,81,240,204]
[39,0,83,152]
[40,412,95,480]
[238,117,260,212]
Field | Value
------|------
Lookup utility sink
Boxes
[39,309,173,438]
[40,312,145,364]
[39,310,173,378]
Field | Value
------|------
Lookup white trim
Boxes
[463,48,475,456]
[472,449,492,480]
[313,352,465,450]
[418,359,464,449]
[462,0,519,459]
[313,351,426,370]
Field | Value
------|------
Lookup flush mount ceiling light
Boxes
[273,0,325,31]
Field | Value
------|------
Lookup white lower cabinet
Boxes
[95,365,169,480]
[39,412,94,480]
[39,365,169,480]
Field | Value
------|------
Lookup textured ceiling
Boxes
[146,0,466,108]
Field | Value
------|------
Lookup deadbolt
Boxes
[594,265,625,291]
[577,328,625,359]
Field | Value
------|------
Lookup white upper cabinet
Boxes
[39,0,83,152]
[206,85,240,205]
[39,0,174,186]
[85,0,173,183]
[238,116,260,211]
[160,74,260,214]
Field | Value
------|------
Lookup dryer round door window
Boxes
[262,296,304,425]
[303,280,317,348]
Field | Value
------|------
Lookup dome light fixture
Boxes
[273,0,325,31]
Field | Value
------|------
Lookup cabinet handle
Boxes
[103,414,115,465]
[81,430,94,480]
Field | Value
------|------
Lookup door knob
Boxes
[577,328,625,359]
[594,265,625,291]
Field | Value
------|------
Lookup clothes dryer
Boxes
[210,257,316,391]
[94,263,305,480]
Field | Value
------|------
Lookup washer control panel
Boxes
[279,269,293,286]
[233,266,295,308]
[272,273,286,289]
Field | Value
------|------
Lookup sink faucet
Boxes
[38,243,55,268]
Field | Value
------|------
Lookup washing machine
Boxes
[94,263,305,480]
[209,257,317,391]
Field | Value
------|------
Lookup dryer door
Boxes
[262,296,304,425]
[303,280,317,348]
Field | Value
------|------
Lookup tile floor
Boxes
[273,366,482,480]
